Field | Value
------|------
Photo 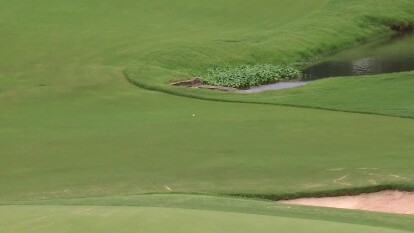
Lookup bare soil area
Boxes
[281,190,414,215]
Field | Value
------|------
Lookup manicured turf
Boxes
[2,92,414,200]
[2,195,414,232]
[0,0,413,232]
[257,71,414,118]
[2,205,410,233]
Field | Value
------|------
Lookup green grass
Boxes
[125,0,414,118]
[1,0,414,232]
[257,71,414,118]
[2,194,414,232]
[2,94,414,200]
[157,71,414,118]
[2,205,410,233]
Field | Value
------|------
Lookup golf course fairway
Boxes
[0,0,413,232]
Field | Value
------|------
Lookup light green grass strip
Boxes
[1,194,414,232]
[2,205,411,233]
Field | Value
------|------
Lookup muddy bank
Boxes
[389,23,413,33]
[170,78,238,91]
[281,190,414,215]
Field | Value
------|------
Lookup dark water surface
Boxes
[242,33,414,93]
[303,33,414,80]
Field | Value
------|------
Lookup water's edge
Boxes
[241,33,414,93]
[239,81,309,93]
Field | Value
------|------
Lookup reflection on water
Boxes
[303,33,414,80]
[352,58,374,75]
[243,33,414,93]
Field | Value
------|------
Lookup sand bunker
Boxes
[281,190,414,215]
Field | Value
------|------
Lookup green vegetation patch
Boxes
[203,64,301,88]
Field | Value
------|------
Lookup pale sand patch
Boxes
[281,190,414,215]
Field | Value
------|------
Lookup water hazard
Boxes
[242,33,414,93]
[303,33,414,80]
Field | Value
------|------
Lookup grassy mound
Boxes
[125,0,414,117]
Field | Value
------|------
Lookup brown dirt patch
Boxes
[389,23,413,33]
[281,190,414,215]
[170,77,238,91]
[170,77,204,87]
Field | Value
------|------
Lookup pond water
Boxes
[303,33,414,80]
[242,33,414,93]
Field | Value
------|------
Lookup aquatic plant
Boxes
[203,64,302,89]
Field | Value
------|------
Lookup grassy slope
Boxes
[2,194,414,232]
[125,0,414,117]
[168,71,414,118]
[1,0,414,231]
[2,94,414,200]
[2,206,411,233]
[0,0,413,200]
[258,71,414,118]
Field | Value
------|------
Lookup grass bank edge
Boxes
[3,183,412,204]
[124,0,414,118]
[1,185,414,231]
[125,69,414,119]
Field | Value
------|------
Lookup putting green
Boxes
[4,194,413,230]
[1,205,410,233]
